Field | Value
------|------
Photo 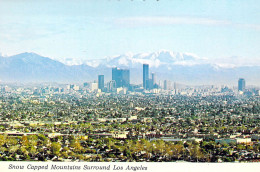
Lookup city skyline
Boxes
[0,51,259,86]
[91,65,252,93]
[0,0,259,67]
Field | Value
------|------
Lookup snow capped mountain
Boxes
[0,50,259,85]
[83,50,207,68]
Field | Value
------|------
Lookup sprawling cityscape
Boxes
[0,64,259,162]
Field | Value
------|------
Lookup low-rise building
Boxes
[112,131,128,139]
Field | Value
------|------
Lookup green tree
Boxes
[51,142,61,156]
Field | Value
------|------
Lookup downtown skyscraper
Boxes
[112,67,130,88]
[143,64,149,89]
[98,75,104,90]
[238,78,246,92]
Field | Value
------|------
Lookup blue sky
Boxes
[0,0,259,65]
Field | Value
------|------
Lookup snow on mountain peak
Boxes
[58,50,204,67]
[82,50,203,68]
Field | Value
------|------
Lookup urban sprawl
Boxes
[0,64,259,162]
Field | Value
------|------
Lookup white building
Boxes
[90,83,98,92]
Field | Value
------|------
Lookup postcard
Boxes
[0,0,259,172]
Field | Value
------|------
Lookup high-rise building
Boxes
[108,80,116,92]
[148,79,153,90]
[121,69,130,88]
[238,78,245,92]
[112,67,118,84]
[112,67,121,87]
[143,64,149,89]
[151,72,156,89]
[98,75,104,90]
[112,67,130,88]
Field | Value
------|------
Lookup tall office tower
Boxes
[112,67,121,88]
[238,78,246,91]
[108,80,116,92]
[148,79,153,90]
[121,69,130,88]
[143,64,149,89]
[151,73,156,89]
[112,67,130,88]
[98,75,104,90]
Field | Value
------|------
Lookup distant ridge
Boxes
[0,51,259,85]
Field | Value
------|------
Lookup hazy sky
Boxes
[0,0,259,64]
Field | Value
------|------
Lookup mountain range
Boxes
[0,51,259,85]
